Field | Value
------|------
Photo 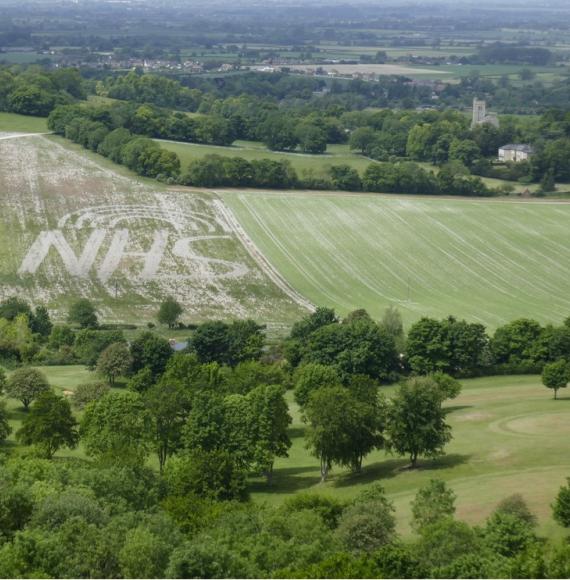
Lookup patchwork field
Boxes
[0,126,306,325]
[3,367,568,538]
[222,190,570,329]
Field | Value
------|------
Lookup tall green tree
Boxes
[29,305,52,337]
[157,297,183,328]
[385,379,452,467]
[144,380,191,473]
[6,368,50,410]
[80,392,152,466]
[68,298,98,329]
[406,316,488,375]
[182,390,226,453]
[541,359,569,399]
[304,385,383,480]
[411,479,457,532]
[246,384,292,482]
[553,478,570,528]
[16,390,78,458]
[130,331,173,377]
[380,306,405,352]
[293,363,342,408]
[165,450,247,502]
[96,342,132,386]
[336,485,396,553]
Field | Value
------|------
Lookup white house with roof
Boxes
[498,144,534,163]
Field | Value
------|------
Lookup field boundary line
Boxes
[212,196,315,313]
[0,132,52,140]
[170,185,570,205]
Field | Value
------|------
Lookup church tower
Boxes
[472,98,486,127]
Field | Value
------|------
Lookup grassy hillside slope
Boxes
[223,190,570,329]
[160,139,374,177]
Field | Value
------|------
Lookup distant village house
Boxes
[498,144,534,163]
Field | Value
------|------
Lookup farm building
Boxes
[498,144,534,163]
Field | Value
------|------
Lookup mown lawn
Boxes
[159,139,374,178]
[251,374,570,540]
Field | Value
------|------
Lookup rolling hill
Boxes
[2,116,570,331]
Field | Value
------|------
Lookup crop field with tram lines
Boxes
[2,112,570,332]
[222,190,570,330]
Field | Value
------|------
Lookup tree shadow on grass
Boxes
[249,465,321,495]
[331,453,472,489]
[444,404,473,415]
[288,427,306,440]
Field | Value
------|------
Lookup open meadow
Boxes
[256,374,570,540]
[0,112,48,134]
[222,190,570,329]
[2,366,568,539]
[159,139,375,177]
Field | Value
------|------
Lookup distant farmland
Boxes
[256,63,450,77]
[222,190,570,329]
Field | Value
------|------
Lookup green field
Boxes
[161,139,543,193]
[2,367,568,538]
[416,63,569,82]
[222,190,570,329]
[159,139,374,177]
[0,112,48,133]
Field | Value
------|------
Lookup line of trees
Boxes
[40,70,570,193]
[4,64,570,190]
[3,296,570,382]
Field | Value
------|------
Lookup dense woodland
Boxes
[1,298,570,577]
